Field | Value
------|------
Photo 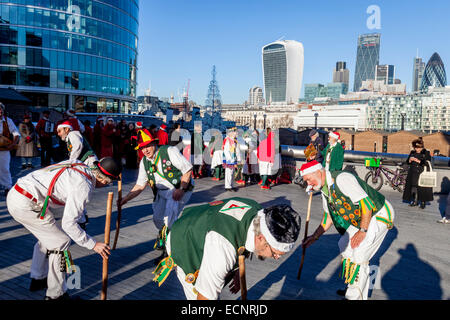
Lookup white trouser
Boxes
[225,167,235,189]
[166,233,197,300]
[0,150,12,189]
[7,187,71,299]
[152,189,192,230]
[338,200,395,300]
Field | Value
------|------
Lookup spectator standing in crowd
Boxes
[157,124,169,146]
[0,102,20,195]
[93,116,104,157]
[35,110,54,167]
[190,123,203,179]
[243,130,260,185]
[82,120,94,148]
[125,122,138,169]
[403,138,433,209]
[16,114,39,169]
[100,117,116,158]
[321,131,344,172]
[210,133,224,181]
[65,110,85,133]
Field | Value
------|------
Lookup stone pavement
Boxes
[0,157,449,300]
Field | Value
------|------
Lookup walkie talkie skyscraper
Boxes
[205,65,222,113]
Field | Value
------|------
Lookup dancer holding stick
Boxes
[112,174,122,250]
[101,192,114,300]
[297,191,313,280]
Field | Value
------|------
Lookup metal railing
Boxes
[281,145,450,169]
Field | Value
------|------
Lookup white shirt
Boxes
[136,146,193,190]
[16,160,97,250]
[65,131,84,161]
[167,218,256,300]
[0,116,20,137]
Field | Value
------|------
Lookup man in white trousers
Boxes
[119,129,194,260]
[7,157,122,300]
[0,103,20,195]
[223,127,238,192]
[301,160,395,300]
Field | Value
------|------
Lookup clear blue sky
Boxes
[137,0,450,104]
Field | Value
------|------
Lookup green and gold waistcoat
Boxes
[143,145,186,193]
[323,171,385,235]
[67,136,94,162]
[169,197,261,284]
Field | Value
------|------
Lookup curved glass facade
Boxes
[420,52,447,91]
[0,0,138,113]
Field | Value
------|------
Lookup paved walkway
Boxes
[0,158,449,300]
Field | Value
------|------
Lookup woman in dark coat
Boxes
[125,122,138,169]
[402,138,433,209]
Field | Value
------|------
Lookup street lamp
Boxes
[400,112,406,131]
[314,113,319,129]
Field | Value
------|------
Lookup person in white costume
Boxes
[56,121,98,168]
[0,103,20,195]
[7,157,122,300]
[223,127,238,192]
[301,160,395,300]
[119,130,194,260]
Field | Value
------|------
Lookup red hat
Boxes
[57,121,73,131]
[329,132,340,140]
[135,129,159,150]
[136,121,143,129]
[300,160,323,176]
[160,124,167,130]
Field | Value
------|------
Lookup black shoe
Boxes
[336,288,347,297]
[232,187,238,192]
[22,164,27,169]
[420,202,426,209]
[44,292,81,300]
[27,164,34,168]
[225,188,233,192]
[44,292,70,300]
[30,278,48,292]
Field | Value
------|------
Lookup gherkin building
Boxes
[420,52,447,91]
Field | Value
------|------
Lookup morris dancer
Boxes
[7,157,122,300]
[223,127,238,192]
[56,121,98,168]
[152,197,301,300]
[300,160,395,300]
[119,130,194,257]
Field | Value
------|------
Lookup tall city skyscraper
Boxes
[353,33,381,92]
[420,52,447,91]
[0,1,139,113]
[248,86,264,105]
[412,56,425,92]
[262,40,304,104]
[333,61,350,85]
[375,65,395,85]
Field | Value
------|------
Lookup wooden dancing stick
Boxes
[101,192,114,300]
[238,255,247,301]
[297,191,313,280]
[112,174,123,250]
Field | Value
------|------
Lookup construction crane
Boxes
[183,79,190,122]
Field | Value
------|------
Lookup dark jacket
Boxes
[311,136,324,164]
[402,148,434,202]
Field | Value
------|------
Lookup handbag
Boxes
[418,160,437,188]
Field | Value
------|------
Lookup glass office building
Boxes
[0,0,138,113]
[262,40,304,104]
[420,52,447,92]
[353,33,380,92]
